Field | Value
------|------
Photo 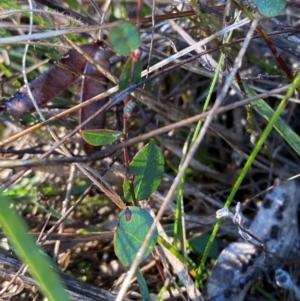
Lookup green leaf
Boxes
[0,193,71,301]
[123,142,164,202]
[243,83,300,156]
[251,0,287,17]
[119,59,142,90]
[82,129,122,146]
[114,206,158,266]
[189,233,219,258]
[109,22,141,56]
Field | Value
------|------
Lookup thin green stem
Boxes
[197,70,300,282]
[194,16,238,287]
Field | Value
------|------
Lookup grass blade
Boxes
[0,193,71,301]
[244,83,300,156]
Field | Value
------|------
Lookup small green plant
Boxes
[2,0,300,300]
